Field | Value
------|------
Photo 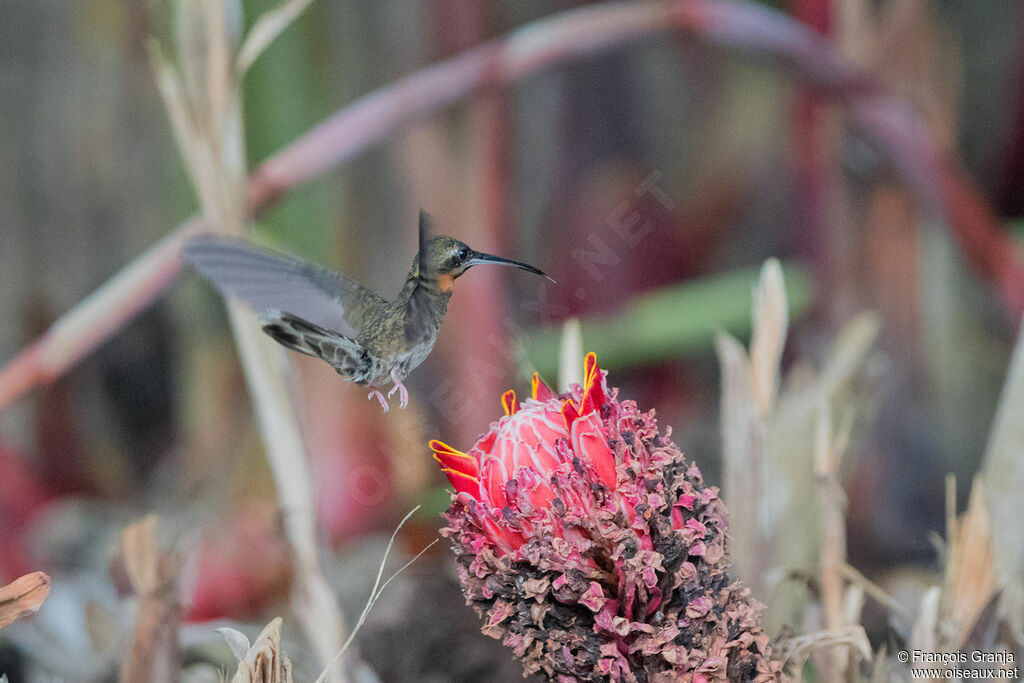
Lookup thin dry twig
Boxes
[315,506,438,683]
[0,571,50,630]
[837,562,911,620]
[813,401,857,679]
[777,625,872,683]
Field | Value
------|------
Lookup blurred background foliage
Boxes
[1,0,1023,681]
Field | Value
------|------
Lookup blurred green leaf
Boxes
[417,486,455,519]
[242,0,337,257]
[522,261,811,376]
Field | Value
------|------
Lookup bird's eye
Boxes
[458,247,470,261]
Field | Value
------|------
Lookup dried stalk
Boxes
[229,305,344,681]
[1,0,1017,409]
[715,331,762,593]
[716,259,787,598]
[942,476,997,648]
[778,625,871,683]
[151,2,346,679]
[812,402,856,679]
[119,516,181,683]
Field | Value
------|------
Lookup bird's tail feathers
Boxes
[258,310,367,378]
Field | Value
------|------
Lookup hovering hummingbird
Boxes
[183,211,552,412]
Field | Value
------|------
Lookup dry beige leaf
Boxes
[816,312,880,398]
[0,571,50,629]
[231,617,293,683]
[218,626,253,662]
[944,476,997,647]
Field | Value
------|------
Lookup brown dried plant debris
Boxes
[221,617,294,683]
[0,571,50,630]
[118,515,182,683]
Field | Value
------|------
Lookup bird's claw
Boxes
[388,370,409,409]
[367,388,389,413]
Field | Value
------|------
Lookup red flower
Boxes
[431,353,782,681]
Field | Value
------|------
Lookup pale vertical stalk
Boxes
[814,403,843,633]
[715,331,763,596]
[155,0,346,678]
[813,402,854,679]
[716,259,787,598]
[749,259,787,417]
[227,307,345,682]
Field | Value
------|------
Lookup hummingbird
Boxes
[183,211,552,412]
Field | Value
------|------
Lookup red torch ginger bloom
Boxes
[432,353,782,681]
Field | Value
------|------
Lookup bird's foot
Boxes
[387,370,409,409]
[367,387,390,413]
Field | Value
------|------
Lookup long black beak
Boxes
[467,252,555,282]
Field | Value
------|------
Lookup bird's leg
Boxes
[367,386,390,413]
[387,368,409,409]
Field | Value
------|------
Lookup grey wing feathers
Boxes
[260,311,371,380]
[183,234,381,338]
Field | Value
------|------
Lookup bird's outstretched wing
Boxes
[404,210,440,345]
[183,234,383,338]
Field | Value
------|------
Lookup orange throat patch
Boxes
[437,274,455,292]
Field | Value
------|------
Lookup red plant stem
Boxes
[789,0,834,300]
[0,220,202,409]
[1,0,1021,411]
[244,0,859,209]
[941,161,1024,318]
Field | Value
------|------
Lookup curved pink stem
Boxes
[1,0,1018,410]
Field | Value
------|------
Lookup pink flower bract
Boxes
[431,353,782,681]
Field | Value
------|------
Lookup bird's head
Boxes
[420,236,552,283]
